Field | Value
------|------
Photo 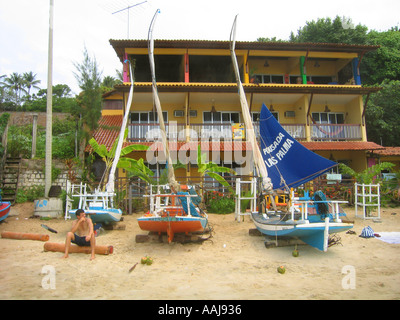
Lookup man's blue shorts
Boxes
[72,234,91,247]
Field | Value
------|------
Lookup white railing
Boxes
[311,124,361,140]
[127,122,361,141]
[355,183,380,220]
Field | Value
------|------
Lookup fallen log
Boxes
[1,231,49,242]
[43,242,113,255]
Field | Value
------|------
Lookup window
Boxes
[131,111,168,123]
[312,112,344,124]
[312,112,346,140]
[202,111,240,140]
[254,74,284,84]
[203,112,239,123]
[251,111,278,122]
[130,111,168,141]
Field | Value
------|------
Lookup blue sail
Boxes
[259,103,337,190]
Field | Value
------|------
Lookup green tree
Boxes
[289,16,369,44]
[73,47,103,132]
[73,47,103,161]
[102,75,121,89]
[3,72,26,107]
[362,29,400,85]
[23,71,41,99]
[365,79,400,146]
[52,84,72,98]
[339,162,394,184]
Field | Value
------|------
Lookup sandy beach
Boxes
[0,202,399,300]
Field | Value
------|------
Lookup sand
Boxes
[0,202,399,300]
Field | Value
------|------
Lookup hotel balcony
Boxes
[127,122,362,142]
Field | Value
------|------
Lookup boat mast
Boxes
[229,15,274,195]
[106,59,135,194]
[148,9,180,191]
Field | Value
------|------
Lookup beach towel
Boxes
[375,232,400,244]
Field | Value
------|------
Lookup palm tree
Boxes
[4,73,26,107]
[23,71,41,99]
[102,76,118,88]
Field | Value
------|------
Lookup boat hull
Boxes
[69,208,122,224]
[251,212,353,251]
[137,215,208,243]
[0,202,11,222]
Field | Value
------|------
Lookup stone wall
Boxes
[18,159,69,191]
[0,111,71,127]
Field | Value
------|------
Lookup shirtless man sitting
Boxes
[63,209,96,260]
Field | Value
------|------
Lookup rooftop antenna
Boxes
[112,1,148,38]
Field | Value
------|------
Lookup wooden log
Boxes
[1,231,49,242]
[43,242,113,255]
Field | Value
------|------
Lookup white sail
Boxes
[148,9,180,191]
[229,15,273,193]
[106,59,135,194]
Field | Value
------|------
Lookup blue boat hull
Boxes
[251,212,353,251]
[69,208,122,224]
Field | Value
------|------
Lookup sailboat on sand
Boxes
[230,15,353,251]
[66,49,137,225]
[137,10,208,243]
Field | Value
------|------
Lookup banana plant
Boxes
[88,129,149,190]
[117,157,154,184]
[197,144,236,194]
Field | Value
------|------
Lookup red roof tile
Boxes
[374,147,400,156]
[86,115,122,152]
[300,141,384,151]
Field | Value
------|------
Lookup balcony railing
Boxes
[128,123,186,142]
[127,122,361,142]
[253,123,306,140]
[311,124,361,141]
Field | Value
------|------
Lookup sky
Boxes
[1,0,399,95]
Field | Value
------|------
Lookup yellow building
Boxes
[96,39,384,186]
